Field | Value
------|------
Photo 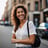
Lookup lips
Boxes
[19,16,24,17]
[19,14,25,18]
[19,16,24,19]
[17,14,25,20]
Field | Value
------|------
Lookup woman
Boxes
[11,4,36,48]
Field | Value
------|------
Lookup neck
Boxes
[20,19,26,24]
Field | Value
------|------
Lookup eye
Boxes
[17,11,20,13]
[21,11,23,13]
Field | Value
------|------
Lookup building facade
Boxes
[3,0,48,26]
[3,0,8,21]
[12,0,48,27]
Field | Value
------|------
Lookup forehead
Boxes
[16,8,24,11]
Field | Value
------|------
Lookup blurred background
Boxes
[0,0,48,48]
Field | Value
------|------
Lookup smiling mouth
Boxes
[20,16,24,17]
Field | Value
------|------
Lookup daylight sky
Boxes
[0,0,7,20]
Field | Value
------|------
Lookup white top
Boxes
[12,20,36,47]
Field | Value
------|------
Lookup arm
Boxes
[11,34,35,44]
[11,33,16,43]
[11,26,16,43]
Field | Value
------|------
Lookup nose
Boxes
[20,12,22,15]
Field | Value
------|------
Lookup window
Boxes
[43,12,48,22]
[46,0,48,8]
[14,0,16,5]
[14,0,16,2]
[35,2,38,11]
[28,3,30,11]
[40,0,42,9]
[19,0,20,3]
[19,0,25,3]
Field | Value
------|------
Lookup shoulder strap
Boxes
[27,16,30,37]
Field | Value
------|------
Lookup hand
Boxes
[11,39,16,43]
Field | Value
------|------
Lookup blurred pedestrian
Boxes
[11,4,36,48]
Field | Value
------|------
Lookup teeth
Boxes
[19,16,24,19]
[20,16,23,17]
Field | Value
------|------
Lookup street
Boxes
[0,25,48,48]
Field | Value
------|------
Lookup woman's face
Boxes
[16,8,26,21]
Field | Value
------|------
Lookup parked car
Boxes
[4,21,10,26]
[36,22,48,39]
[0,21,4,25]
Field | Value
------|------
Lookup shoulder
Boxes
[27,21,36,35]
[28,20,33,25]
[28,20,36,29]
[27,20,34,25]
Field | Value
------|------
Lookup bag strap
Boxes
[27,16,30,37]
[27,17,34,48]
[27,21,30,37]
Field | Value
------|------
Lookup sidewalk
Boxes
[40,38,48,46]
[0,25,5,28]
